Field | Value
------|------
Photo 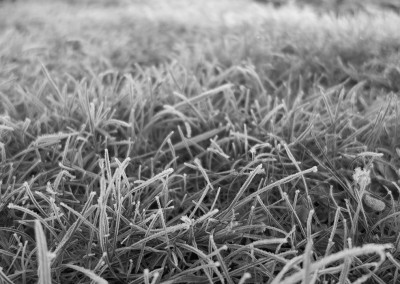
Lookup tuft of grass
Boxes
[0,0,400,283]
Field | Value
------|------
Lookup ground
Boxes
[0,0,400,283]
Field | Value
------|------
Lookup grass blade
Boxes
[35,220,52,284]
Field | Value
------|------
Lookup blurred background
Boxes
[255,0,400,14]
[1,0,400,99]
[1,0,400,13]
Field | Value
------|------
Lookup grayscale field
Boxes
[0,0,400,283]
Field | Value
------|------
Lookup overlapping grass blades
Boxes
[1,0,400,283]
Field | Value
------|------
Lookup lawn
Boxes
[1,0,400,283]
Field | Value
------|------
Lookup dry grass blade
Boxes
[209,234,233,284]
[35,220,52,284]
[40,63,64,105]
[123,168,174,201]
[0,125,14,133]
[63,264,108,284]
[0,267,13,284]
[32,132,79,148]
[172,127,226,152]
[276,244,393,284]
[303,210,315,284]
[115,222,190,253]
[259,103,285,128]
[173,83,233,109]
[220,164,264,219]
[8,204,60,241]
[177,242,225,283]
[235,167,318,210]
[53,193,98,261]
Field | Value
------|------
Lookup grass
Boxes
[0,0,400,283]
